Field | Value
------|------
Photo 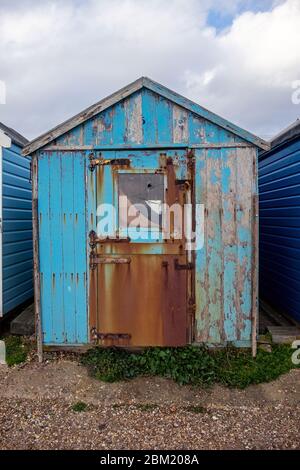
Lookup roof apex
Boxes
[23,76,269,155]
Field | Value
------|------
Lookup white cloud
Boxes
[0,0,299,140]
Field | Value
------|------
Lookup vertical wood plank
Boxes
[156,95,173,144]
[236,147,253,341]
[173,104,188,143]
[92,108,113,145]
[38,152,52,344]
[142,89,157,145]
[74,152,88,344]
[61,153,76,343]
[252,149,259,356]
[112,101,126,144]
[125,93,142,144]
[50,152,64,343]
[222,148,238,341]
[195,148,209,342]
[188,114,205,145]
[32,153,43,361]
[206,149,222,343]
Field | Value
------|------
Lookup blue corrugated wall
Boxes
[259,138,300,323]
[38,87,257,345]
[2,143,33,314]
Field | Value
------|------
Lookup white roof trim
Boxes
[0,130,11,148]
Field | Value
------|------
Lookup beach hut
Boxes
[22,77,268,355]
[259,119,300,324]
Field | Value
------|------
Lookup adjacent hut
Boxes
[0,123,33,317]
[259,119,300,324]
[22,77,269,355]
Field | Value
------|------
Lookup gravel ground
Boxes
[0,357,299,450]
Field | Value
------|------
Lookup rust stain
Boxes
[93,254,187,347]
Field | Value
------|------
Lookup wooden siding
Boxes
[52,89,246,149]
[195,147,257,344]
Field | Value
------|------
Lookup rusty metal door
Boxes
[89,149,194,347]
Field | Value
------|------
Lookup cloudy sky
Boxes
[0,0,299,141]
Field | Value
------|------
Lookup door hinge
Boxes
[89,153,130,171]
[89,153,101,172]
[91,327,131,344]
[90,255,131,268]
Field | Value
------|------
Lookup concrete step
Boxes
[267,325,300,344]
[10,304,34,336]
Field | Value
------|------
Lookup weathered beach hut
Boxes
[0,123,33,317]
[259,119,300,324]
[22,77,268,354]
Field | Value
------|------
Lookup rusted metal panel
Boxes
[92,253,187,347]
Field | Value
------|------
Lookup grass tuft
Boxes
[4,336,29,366]
[184,405,207,414]
[82,344,300,389]
[71,401,88,412]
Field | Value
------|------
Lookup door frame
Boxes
[86,146,196,345]
[0,131,11,317]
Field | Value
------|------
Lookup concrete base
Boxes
[267,326,300,344]
[10,304,34,336]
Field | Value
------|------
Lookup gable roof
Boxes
[0,122,28,148]
[270,118,300,149]
[23,76,269,156]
